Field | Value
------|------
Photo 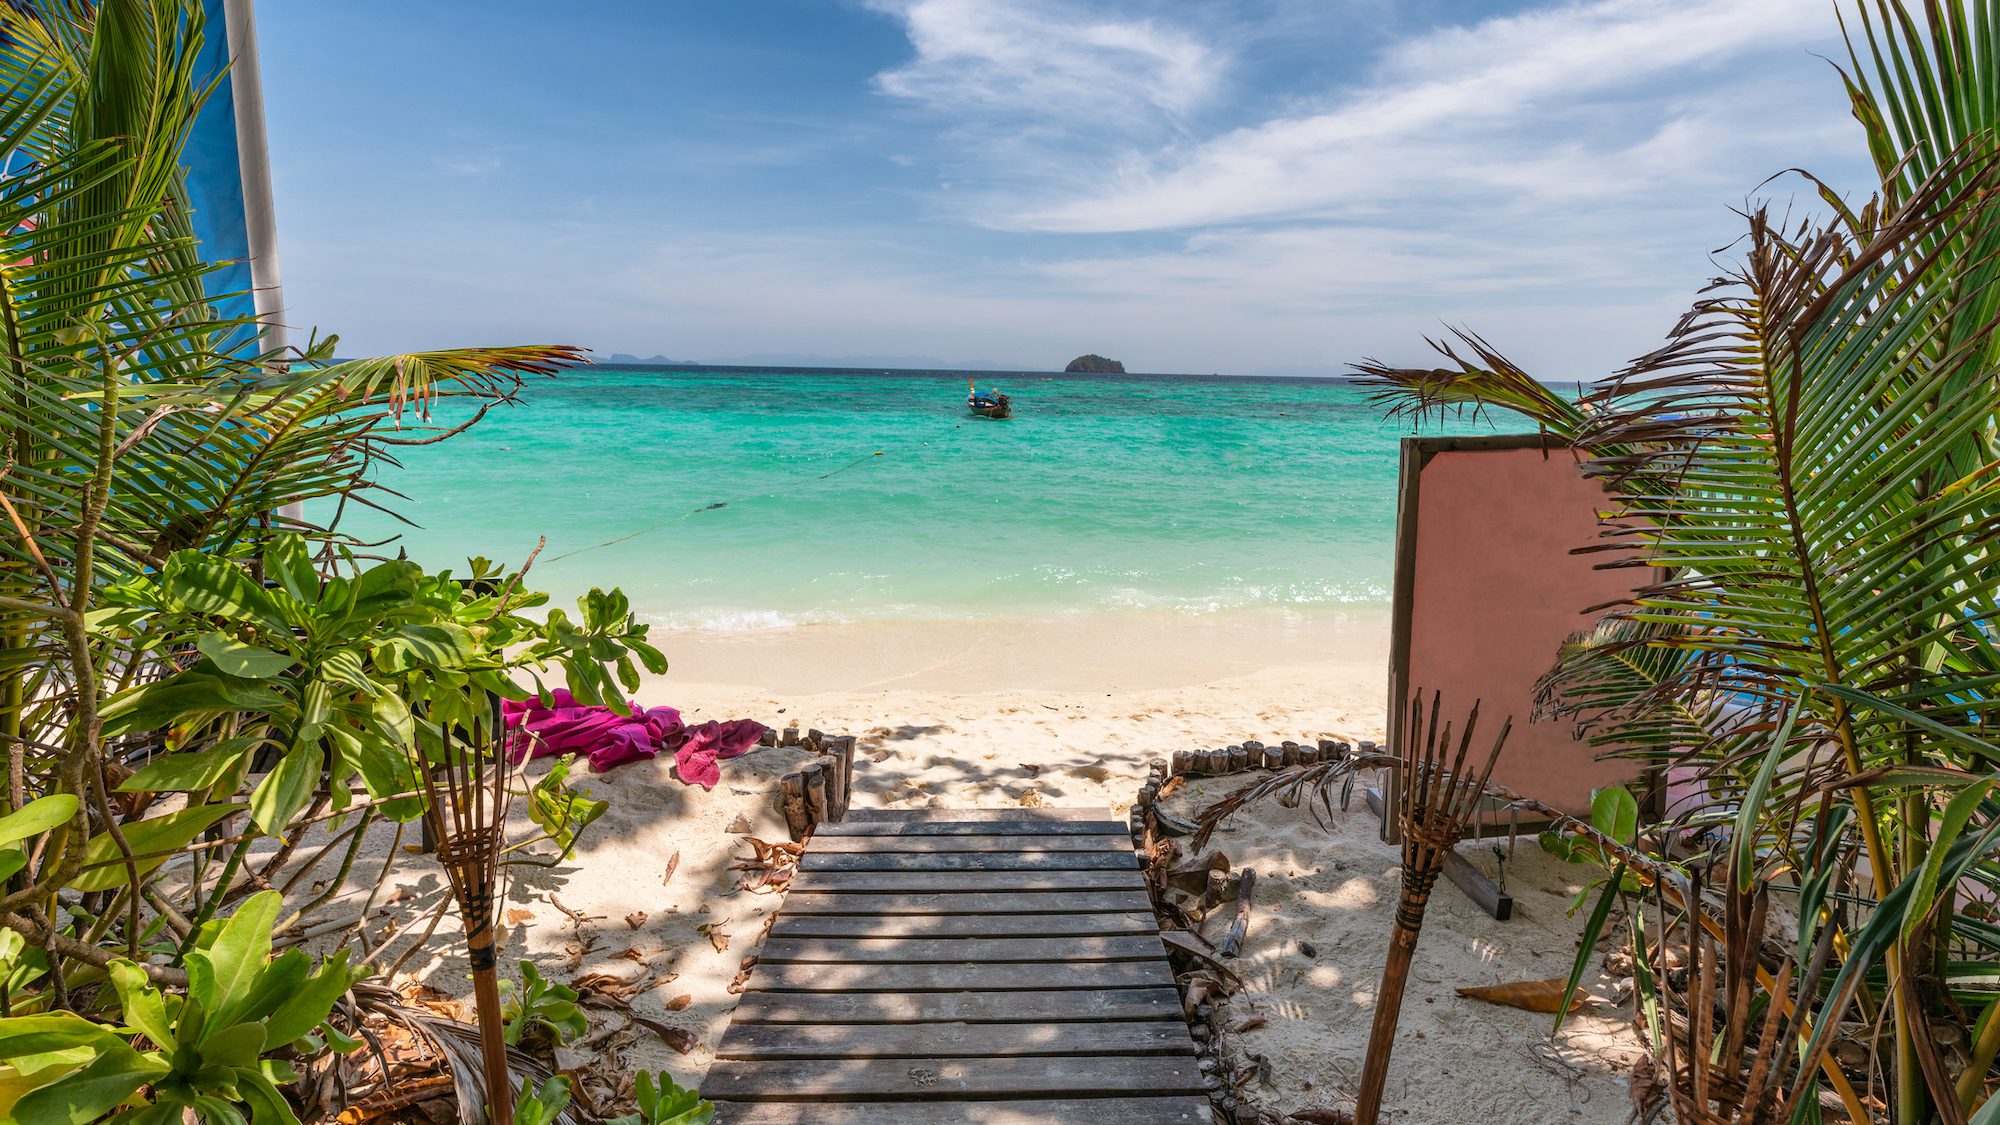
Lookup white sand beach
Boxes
[315,606,1643,1122]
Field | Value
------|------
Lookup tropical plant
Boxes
[0,891,362,1123]
[0,0,681,1118]
[1360,4,2000,1120]
[499,959,588,1049]
[604,1071,716,1125]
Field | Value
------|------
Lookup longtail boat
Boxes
[967,378,1012,419]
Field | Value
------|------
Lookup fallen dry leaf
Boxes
[1232,1016,1269,1034]
[665,994,693,1011]
[625,911,647,930]
[1456,977,1592,1014]
[505,908,534,925]
[633,1017,698,1054]
[726,813,752,834]
[699,922,730,953]
[661,850,680,885]
[1287,1111,1355,1124]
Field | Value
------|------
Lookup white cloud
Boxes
[866,0,1224,134]
[1003,0,1834,232]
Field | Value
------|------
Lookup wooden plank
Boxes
[800,850,1139,873]
[758,934,1165,964]
[814,819,1126,838]
[769,911,1159,940]
[717,1019,1196,1059]
[780,890,1156,915]
[790,869,1144,894]
[710,1096,1213,1124]
[1443,846,1515,921]
[807,833,1129,854]
[704,1055,1207,1101]
[748,960,1175,993]
[727,987,1185,1024]
[840,808,1114,823]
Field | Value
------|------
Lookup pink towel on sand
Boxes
[502,689,766,789]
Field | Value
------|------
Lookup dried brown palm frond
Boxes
[1653,873,1812,1125]
[418,700,519,1125]
[1192,749,1397,850]
[1355,692,1509,1125]
[307,980,585,1125]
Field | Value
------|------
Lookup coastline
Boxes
[639,604,1392,816]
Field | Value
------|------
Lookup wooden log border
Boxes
[778,730,862,841]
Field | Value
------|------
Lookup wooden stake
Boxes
[1219,869,1256,957]
[802,761,830,826]
[780,773,811,840]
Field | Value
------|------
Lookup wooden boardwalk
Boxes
[707,808,1212,1124]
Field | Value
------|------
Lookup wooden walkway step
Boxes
[709,808,1211,1124]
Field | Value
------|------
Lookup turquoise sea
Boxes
[336,366,1489,628]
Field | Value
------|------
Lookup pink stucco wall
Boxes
[1404,445,1644,816]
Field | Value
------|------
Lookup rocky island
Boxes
[1065,353,1125,373]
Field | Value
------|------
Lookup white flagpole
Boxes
[221,0,301,522]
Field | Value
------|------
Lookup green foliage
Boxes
[515,1075,574,1125]
[97,537,656,837]
[1361,5,2000,1117]
[500,960,588,1048]
[2,892,363,1123]
[526,756,609,859]
[605,1071,716,1125]
[0,3,656,1121]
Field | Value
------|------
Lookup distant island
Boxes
[603,353,696,365]
[1065,353,1125,373]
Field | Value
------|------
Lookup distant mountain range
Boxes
[600,353,698,365]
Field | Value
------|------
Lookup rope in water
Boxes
[542,448,890,562]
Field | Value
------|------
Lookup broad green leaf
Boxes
[107,962,172,1049]
[0,794,77,846]
[261,949,363,1047]
[119,739,262,794]
[195,633,294,680]
[188,891,281,1025]
[0,847,22,883]
[248,746,319,838]
[71,804,241,892]
[225,948,307,1031]
[235,1067,303,1125]
[1588,786,1638,844]
[263,536,321,607]
[10,1037,166,1125]
[99,675,289,738]
[197,1021,266,1071]
[161,552,291,633]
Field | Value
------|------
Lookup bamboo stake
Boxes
[1355,691,1509,1125]
[418,699,516,1125]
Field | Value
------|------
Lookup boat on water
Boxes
[967,379,1012,419]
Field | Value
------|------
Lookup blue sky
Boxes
[260,0,1872,377]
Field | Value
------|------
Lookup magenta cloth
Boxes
[502,690,766,788]
[671,718,769,790]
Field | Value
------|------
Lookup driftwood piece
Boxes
[1227,746,1249,773]
[1171,750,1193,776]
[1218,869,1256,958]
[1260,746,1283,770]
